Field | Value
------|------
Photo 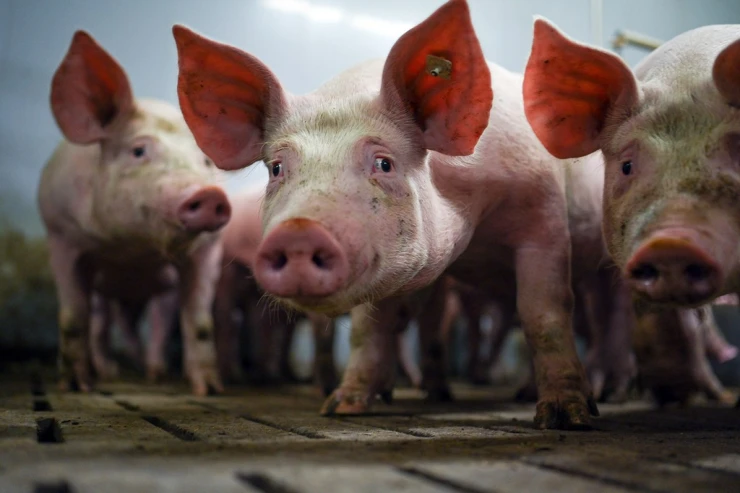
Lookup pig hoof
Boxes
[425,387,454,402]
[320,390,372,416]
[189,370,224,397]
[534,395,597,430]
[58,377,93,393]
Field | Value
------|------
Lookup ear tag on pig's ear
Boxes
[426,54,452,79]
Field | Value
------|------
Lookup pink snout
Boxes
[177,186,231,233]
[254,218,349,299]
[625,231,723,305]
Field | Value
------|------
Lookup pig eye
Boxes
[271,162,283,177]
[374,157,393,173]
[621,161,633,175]
[131,145,146,159]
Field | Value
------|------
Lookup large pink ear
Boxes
[713,38,740,107]
[50,31,135,145]
[523,18,640,159]
[173,25,286,171]
[380,0,492,156]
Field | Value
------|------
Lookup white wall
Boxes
[1,0,739,236]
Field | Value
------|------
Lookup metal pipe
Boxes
[612,29,664,51]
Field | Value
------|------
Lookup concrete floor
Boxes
[1,367,739,493]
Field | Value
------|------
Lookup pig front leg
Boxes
[320,297,412,415]
[309,313,337,397]
[515,241,598,430]
[178,239,224,396]
[418,279,454,402]
[212,263,244,383]
[146,289,178,382]
[48,235,93,392]
[89,292,119,380]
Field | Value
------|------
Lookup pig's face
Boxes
[599,94,740,305]
[90,100,226,248]
[174,0,492,314]
[524,19,740,307]
[254,97,430,312]
[50,32,231,254]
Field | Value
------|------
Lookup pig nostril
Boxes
[312,253,324,269]
[631,264,659,282]
[188,201,201,212]
[685,263,711,282]
[272,253,288,270]
[215,203,225,216]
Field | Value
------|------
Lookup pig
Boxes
[37,31,231,396]
[522,19,740,406]
[523,20,740,310]
[214,186,339,393]
[172,0,597,429]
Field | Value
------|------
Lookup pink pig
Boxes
[522,19,740,405]
[37,31,231,396]
[524,20,740,308]
[173,0,596,428]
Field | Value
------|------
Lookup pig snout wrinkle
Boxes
[254,218,349,299]
[177,186,231,233]
[625,234,722,305]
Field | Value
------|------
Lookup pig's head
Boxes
[173,0,491,315]
[50,31,231,251]
[523,19,740,308]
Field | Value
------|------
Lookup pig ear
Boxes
[380,0,492,156]
[523,18,640,159]
[713,38,740,107]
[50,31,135,145]
[173,25,286,171]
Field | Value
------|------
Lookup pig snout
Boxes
[625,229,722,305]
[177,186,231,233]
[254,218,349,299]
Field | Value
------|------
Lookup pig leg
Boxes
[213,263,244,383]
[279,318,299,382]
[48,235,93,392]
[89,293,119,380]
[485,304,516,383]
[602,279,637,403]
[178,239,224,396]
[698,304,738,363]
[681,308,734,404]
[114,300,146,370]
[515,240,597,429]
[310,313,337,396]
[146,289,179,382]
[398,330,422,388]
[320,296,413,415]
[418,279,454,402]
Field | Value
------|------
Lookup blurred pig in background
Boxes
[37,31,231,396]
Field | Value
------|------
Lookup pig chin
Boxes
[622,219,738,307]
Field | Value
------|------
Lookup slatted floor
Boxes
[1,366,739,493]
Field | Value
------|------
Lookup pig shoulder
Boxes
[37,140,97,239]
